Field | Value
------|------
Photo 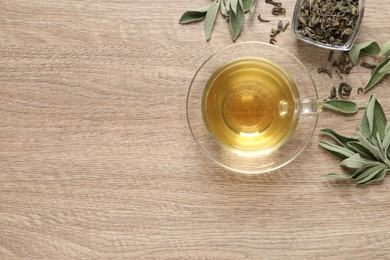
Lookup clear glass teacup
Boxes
[186,42,319,173]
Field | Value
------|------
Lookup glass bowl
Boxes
[186,42,319,174]
[291,0,365,51]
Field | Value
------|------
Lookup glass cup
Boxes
[186,42,319,174]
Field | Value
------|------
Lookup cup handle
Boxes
[299,98,322,115]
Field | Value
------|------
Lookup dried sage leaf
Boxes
[322,100,358,114]
[204,0,220,41]
[364,58,390,92]
[320,128,358,148]
[349,41,381,65]
[229,0,244,41]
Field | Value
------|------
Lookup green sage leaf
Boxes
[179,4,211,24]
[248,0,258,21]
[229,0,244,41]
[383,126,390,156]
[340,154,367,169]
[230,0,239,14]
[358,132,385,162]
[365,95,376,135]
[321,173,353,179]
[355,165,384,181]
[360,99,371,139]
[357,169,387,186]
[322,100,358,114]
[357,167,386,185]
[347,141,375,159]
[204,1,220,41]
[373,97,387,139]
[318,141,356,160]
[349,41,381,65]
[378,59,390,74]
[220,0,228,16]
[364,58,390,92]
[382,41,390,56]
[242,0,252,12]
[320,128,358,148]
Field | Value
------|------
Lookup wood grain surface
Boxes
[1,0,390,258]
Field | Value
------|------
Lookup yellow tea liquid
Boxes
[202,57,299,155]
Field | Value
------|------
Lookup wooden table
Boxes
[1,0,390,258]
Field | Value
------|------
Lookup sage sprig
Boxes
[348,41,390,92]
[320,95,390,186]
[179,0,258,41]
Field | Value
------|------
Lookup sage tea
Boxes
[202,58,299,155]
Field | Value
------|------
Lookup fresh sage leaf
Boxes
[319,141,356,160]
[340,154,367,169]
[321,173,353,179]
[320,128,358,148]
[382,127,390,156]
[357,167,386,185]
[361,94,387,140]
[320,95,390,186]
[242,0,252,12]
[355,165,384,181]
[349,41,381,65]
[341,154,385,169]
[248,0,258,21]
[374,100,388,139]
[322,100,358,114]
[357,132,385,162]
[230,0,239,14]
[357,169,387,186]
[347,141,375,159]
[360,100,371,139]
[204,0,220,41]
[365,58,390,92]
[179,4,211,24]
[229,0,244,41]
[382,41,390,56]
[378,59,390,74]
[365,94,376,134]
[220,0,228,16]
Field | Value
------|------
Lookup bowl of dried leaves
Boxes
[291,0,365,51]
